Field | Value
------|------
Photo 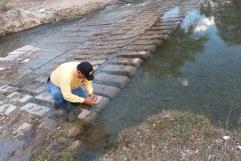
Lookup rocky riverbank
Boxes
[0,0,117,36]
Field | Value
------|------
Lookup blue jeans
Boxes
[48,81,87,113]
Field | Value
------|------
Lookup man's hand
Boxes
[84,97,97,106]
[89,93,97,102]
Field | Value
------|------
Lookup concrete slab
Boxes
[125,44,157,52]
[4,104,17,115]
[7,92,33,103]
[78,109,91,119]
[0,85,18,93]
[117,51,151,59]
[102,64,137,77]
[0,104,17,115]
[21,103,50,116]
[93,96,109,112]
[93,84,120,100]
[110,57,143,68]
[95,73,130,88]
[35,92,54,103]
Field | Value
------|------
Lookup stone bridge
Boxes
[0,0,202,160]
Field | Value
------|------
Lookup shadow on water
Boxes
[76,0,241,160]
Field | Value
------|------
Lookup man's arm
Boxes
[59,77,85,103]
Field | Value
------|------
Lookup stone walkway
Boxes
[0,0,203,160]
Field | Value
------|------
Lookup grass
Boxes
[96,111,241,161]
[0,0,8,12]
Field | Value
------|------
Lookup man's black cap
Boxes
[77,62,94,81]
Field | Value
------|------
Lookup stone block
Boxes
[8,49,26,55]
[125,44,157,52]
[17,45,39,52]
[78,109,91,119]
[22,84,47,94]
[132,39,163,46]
[102,64,137,77]
[117,51,151,59]
[0,85,18,93]
[93,96,109,112]
[21,103,50,116]
[35,92,54,103]
[0,104,17,115]
[0,55,18,62]
[95,73,130,88]
[7,92,33,103]
[89,59,106,66]
[39,118,58,130]
[110,57,143,68]
[139,33,167,40]
[93,84,120,100]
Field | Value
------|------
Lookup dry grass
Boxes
[96,111,241,161]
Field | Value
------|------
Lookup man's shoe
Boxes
[54,103,60,110]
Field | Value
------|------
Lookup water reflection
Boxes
[201,0,241,45]
[143,29,208,78]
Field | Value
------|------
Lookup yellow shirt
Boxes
[50,62,93,103]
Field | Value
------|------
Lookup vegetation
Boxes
[96,111,241,161]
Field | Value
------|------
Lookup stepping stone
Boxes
[16,45,39,52]
[132,39,162,45]
[102,64,137,77]
[89,59,106,66]
[117,51,151,59]
[78,109,91,119]
[35,92,54,103]
[0,104,17,115]
[125,44,156,52]
[93,84,120,100]
[95,73,130,88]
[21,103,50,116]
[93,96,109,112]
[110,57,143,68]
[7,92,32,103]
[0,85,18,93]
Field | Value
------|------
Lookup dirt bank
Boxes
[96,111,241,161]
[0,0,117,36]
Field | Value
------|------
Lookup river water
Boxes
[77,0,241,160]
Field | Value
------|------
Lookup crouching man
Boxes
[47,61,97,121]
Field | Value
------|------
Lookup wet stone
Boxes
[35,92,54,103]
[93,96,109,112]
[93,84,120,100]
[16,45,39,52]
[125,44,157,52]
[67,125,83,137]
[110,57,143,68]
[89,59,106,66]
[118,51,151,59]
[0,85,18,93]
[78,109,91,120]
[95,73,130,88]
[22,84,47,94]
[69,140,82,150]
[16,122,34,140]
[139,33,167,40]
[132,39,163,46]
[102,64,137,77]
[0,104,17,115]
[7,92,32,103]
[39,118,58,130]
[21,103,50,116]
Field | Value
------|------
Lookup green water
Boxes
[77,0,241,160]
